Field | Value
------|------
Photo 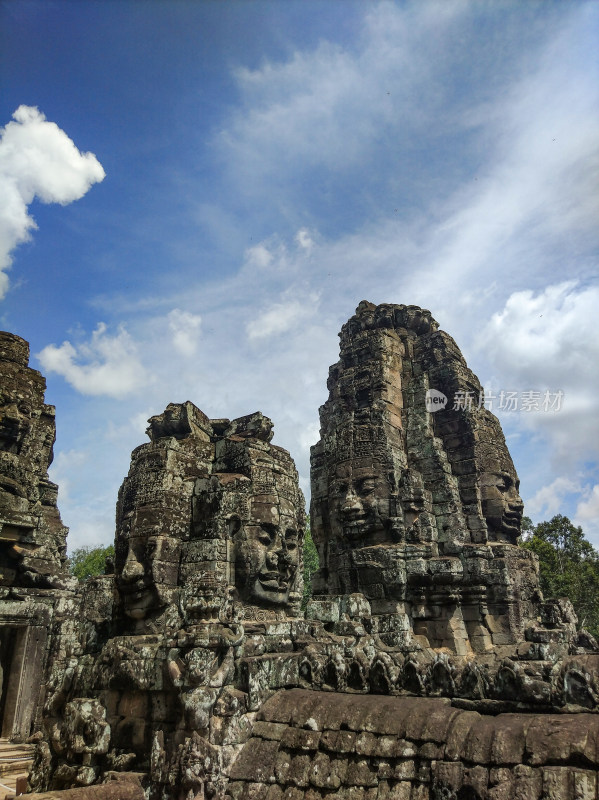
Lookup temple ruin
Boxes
[1,303,599,800]
[0,332,73,743]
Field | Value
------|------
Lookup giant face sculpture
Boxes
[115,510,181,621]
[235,495,300,606]
[0,396,32,457]
[480,468,524,544]
[329,459,394,546]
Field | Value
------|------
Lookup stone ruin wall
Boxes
[0,332,75,743]
[2,304,599,800]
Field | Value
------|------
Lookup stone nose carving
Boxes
[341,486,363,516]
[509,494,524,512]
[265,531,291,567]
[122,549,144,582]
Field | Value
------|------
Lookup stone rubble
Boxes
[1,303,599,800]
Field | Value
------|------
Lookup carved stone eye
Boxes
[285,529,298,550]
[146,540,158,557]
[358,478,376,495]
[259,523,275,545]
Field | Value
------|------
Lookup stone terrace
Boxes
[229,689,599,800]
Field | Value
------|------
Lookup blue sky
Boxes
[1,0,598,550]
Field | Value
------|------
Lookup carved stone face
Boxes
[330,460,393,545]
[480,469,524,543]
[0,390,34,456]
[235,498,299,606]
[115,513,180,620]
[0,370,38,455]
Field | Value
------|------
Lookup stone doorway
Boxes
[0,625,46,741]
[0,627,17,727]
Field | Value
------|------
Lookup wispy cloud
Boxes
[479,282,599,464]
[167,309,202,356]
[526,477,581,519]
[0,106,105,297]
[576,485,599,543]
[247,291,320,341]
[38,323,149,398]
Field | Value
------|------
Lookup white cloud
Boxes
[222,2,466,186]
[526,477,581,519]
[0,106,105,296]
[246,292,320,341]
[295,228,315,254]
[575,485,599,544]
[167,309,202,356]
[48,449,89,504]
[37,323,149,398]
[241,236,295,276]
[481,282,599,385]
[478,282,599,467]
[244,243,274,270]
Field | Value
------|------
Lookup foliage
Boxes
[302,522,319,610]
[522,514,599,637]
[68,544,115,582]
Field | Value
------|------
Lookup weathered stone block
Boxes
[265,786,283,800]
[320,730,356,754]
[280,727,321,751]
[526,715,595,766]
[287,754,311,787]
[252,721,288,741]
[308,753,346,789]
[230,739,279,782]
[542,767,571,800]
[444,710,479,761]
[354,732,378,757]
[346,759,378,787]
[392,760,416,781]
[432,760,464,790]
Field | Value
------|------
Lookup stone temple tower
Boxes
[310,301,545,654]
[0,331,72,741]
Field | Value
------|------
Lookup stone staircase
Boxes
[0,739,33,799]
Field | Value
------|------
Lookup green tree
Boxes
[68,544,115,582]
[522,514,599,637]
[302,522,319,610]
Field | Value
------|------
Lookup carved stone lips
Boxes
[119,581,148,598]
[259,572,288,590]
[504,510,522,528]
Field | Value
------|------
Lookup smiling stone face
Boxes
[235,497,300,606]
[115,511,181,621]
[330,460,393,546]
[112,401,215,631]
[182,416,305,620]
[0,331,69,589]
[480,469,524,544]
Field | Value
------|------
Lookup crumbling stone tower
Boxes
[0,331,72,740]
[310,302,560,654]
